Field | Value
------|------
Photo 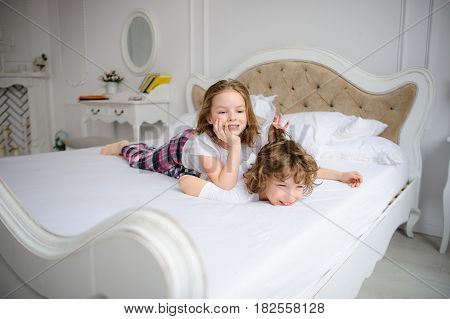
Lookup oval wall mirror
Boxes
[121,9,158,75]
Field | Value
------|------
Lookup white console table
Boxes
[440,136,450,254]
[78,85,170,142]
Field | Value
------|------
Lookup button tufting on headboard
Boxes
[191,61,417,144]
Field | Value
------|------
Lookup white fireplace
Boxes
[0,72,51,155]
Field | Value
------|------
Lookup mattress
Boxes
[0,147,408,298]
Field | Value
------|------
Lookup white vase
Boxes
[105,82,118,94]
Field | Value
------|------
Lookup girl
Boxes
[101,79,270,189]
[179,129,362,206]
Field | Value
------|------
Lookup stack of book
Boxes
[78,95,109,101]
[138,73,172,93]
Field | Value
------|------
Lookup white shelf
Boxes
[81,83,170,105]
[0,72,49,78]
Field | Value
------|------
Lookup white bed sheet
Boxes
[0,147,408,298]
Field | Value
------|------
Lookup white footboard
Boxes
[312,179,419,298]
[0,178,206,298]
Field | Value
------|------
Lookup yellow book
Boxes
[138,74,152,92]
[143,73,159,92]
[139,73,159,93]
[145,75,172,93]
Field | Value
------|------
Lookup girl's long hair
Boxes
[196,79,260,146]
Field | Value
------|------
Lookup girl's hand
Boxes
[268,113,290,143]
[340,171,363,188]
[213,119,241,146]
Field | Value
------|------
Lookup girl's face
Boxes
[207,89,248,136]
[262,176,305,206]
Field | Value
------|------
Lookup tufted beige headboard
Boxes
[191,61,416,144]
[187,48,434,179]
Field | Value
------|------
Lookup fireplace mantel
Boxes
[0,72,52,154]
[0,71,48,78]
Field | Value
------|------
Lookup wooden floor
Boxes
[357,230,450,298]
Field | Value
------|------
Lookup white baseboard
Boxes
[414,218,444,238]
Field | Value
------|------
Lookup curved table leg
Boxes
[406,208,421,238]
[133,122,141,143]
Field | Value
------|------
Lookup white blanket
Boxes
[0,147,408,298]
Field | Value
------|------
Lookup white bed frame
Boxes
[0,48,434,298]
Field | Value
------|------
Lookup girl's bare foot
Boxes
[100,140,129,155]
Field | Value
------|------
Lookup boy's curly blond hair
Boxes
[196,79,260,147]
[243,138,319,196]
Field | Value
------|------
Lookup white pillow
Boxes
[288,123,321,158]
[333,116,387,141]
[319,136,406,165]
[284,112,388,152]
[251,94,277,120]
[285,112,354,146]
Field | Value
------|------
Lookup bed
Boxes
[0,48,434,298]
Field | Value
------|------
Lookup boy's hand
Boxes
[213,119,241,146]
[268,113,289,143]
[340,171,363,188]
[271,113,289,130]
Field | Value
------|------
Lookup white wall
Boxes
[415,0,450,237]
[0,0,31,65]
[1,0,449,238]
[208,0,401,76]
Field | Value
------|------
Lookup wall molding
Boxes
[56,0,89,87]
[397,0,406,72]
[203,0,209,77]
[424,0,434,69]
[24,0,32,61]
[189,0,209,75]
[189,0,195,74]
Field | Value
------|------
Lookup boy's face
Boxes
[263,176,305,206]
[208,90,248,136]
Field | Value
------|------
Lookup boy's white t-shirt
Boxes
[198,178,259,203]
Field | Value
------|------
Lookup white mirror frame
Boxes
[121,9,158,75]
